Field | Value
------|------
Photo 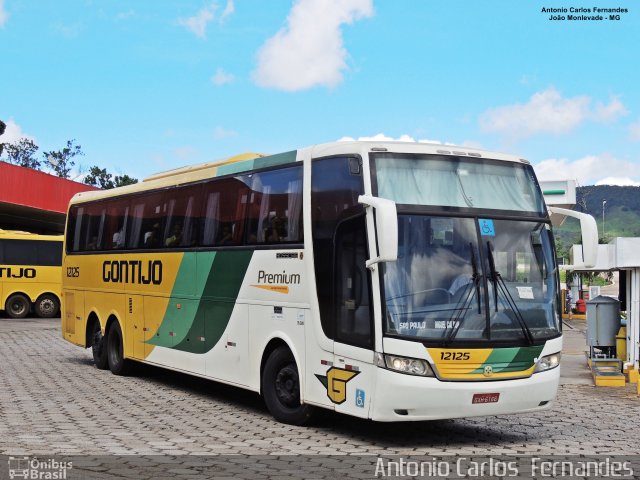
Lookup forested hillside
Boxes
[552,185,640,257]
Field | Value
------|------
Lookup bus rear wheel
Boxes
[5,294,30,319]
[262,347,315,425]
[35,294,59,318]
[107,321,131,375]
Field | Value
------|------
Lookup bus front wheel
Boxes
[262,347,315,425]
[107,321,130,376]
[5,294,30,319]
[35,294,60,318]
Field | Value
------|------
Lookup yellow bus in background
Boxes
[0,230,63,318]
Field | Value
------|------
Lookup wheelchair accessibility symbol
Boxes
[478,219,495,236]
[355,389,365,408]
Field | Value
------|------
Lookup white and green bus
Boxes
[62,141,597,424]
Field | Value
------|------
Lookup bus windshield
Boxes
[373,153,545,214]
[382,215,560,345]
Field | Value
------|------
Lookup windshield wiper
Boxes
[443,243,481,346]
[486,241,535,345]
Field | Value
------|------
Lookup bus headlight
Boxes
[375,353,435,377]
[534,352,561,373]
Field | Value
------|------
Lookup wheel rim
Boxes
[39,298,56,316]
[10,299,26,316]
[274,363,300,408]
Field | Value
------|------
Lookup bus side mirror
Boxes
[358,195,398,269]
[548,207,598,268]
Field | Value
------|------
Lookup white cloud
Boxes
[480,88,627,140]
[178,1,234,38]
[178,2,216,39]
[211,68,234,86]
[337,133,475,146]
[53,22,83,38]
[0,119,35,145]
[595,177,640,187]
[363,133,414,142]
[174,146,197,160]
[338,133,415,142]
[213,126,238,139]
[253,0,373,91]
[519,74,536,86]
[0,0,8,28]
[116,10,135,21]
[592,95,628,122]
[629,120,640,142]
[533,154,640,186]
[220,0,234,23]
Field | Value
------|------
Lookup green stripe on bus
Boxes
[471,345,543,374]
[147,252,202,348]
[253,150,297,170]
[172,250,254,353]
[216,150,297,177]
[217,159,255,176]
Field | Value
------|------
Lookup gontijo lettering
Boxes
[0,267,36,278]
[102,260,162,285]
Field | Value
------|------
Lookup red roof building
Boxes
[0,161,98,234]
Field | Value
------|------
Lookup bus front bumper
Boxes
[369,366,559,422]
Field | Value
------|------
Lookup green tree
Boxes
[0,120,6,156]
[83,166,138,189]
[83,166,115,189]
[2,138,41,169]
[113,174,138,187]
[43,139,84,178]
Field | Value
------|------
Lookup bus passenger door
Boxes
[331,215,376,418]
[309,155,374,415]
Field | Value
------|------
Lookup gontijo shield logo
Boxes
[315,367,359,404]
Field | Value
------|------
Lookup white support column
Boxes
[628,268,640,370]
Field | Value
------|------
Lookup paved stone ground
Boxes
[0,317,639,478]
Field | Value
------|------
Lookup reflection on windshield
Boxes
[373,154,545,214]
[383,215,560,344]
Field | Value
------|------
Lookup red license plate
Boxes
[472,393,500,404]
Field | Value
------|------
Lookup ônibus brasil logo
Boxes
[7,457,72,479]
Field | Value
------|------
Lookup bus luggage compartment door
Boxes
[127,295,145,359]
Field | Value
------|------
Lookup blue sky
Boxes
[1,0,639,185]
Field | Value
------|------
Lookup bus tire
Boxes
[262,346,315,425]
[90,320,109,370]
[107,321,130,376]
[34,294,60,318]
[5,293,30,319]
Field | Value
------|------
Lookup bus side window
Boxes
[163,184,202,248]
[104,199,130,250]
[3,239,37,265]
[201,177,249,247]
[245,165,303,245]
[78,204,106,251]
[129,192,164,250]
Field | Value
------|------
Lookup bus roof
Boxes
[67,141,529,207]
